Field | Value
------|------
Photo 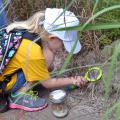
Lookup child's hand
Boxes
[72,76,87,87]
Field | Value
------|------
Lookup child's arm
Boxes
[41,76,87,89]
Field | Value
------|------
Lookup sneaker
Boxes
[9,91,48,112]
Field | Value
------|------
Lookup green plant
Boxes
[99,36,112,46]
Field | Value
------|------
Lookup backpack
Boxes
[0,28,23,113]
[0,28,24,92]
[0,28,39,113]
[0,28,40,91]
[0,29,23,74]
[0,28,39,91]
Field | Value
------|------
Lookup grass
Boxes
[6,0,120,50]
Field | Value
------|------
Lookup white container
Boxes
[49,89,68,118]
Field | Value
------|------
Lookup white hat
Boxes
[43,8,81,54]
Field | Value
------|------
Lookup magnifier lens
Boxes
[88,69,100,80]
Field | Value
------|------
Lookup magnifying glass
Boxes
[67,67,103,90]
[84,67,103,82]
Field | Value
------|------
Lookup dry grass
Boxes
[7,0,52,20]
[6,0,101,52]
[6,0,120,67]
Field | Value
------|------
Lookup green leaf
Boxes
[54,5,120,32]
[58,38,78,75]
[54,22,120,31]
[92,0,99,14]
[103,101,120,120]
[104,43,120,100]
[82,5,120,31]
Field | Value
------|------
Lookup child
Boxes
[0,8,87,112]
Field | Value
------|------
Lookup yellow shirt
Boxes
[0,38,50,91]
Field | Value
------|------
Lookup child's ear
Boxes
[48,34,58,41]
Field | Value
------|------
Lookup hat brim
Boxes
[63,39,81,54]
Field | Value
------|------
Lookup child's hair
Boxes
[6,11,49,41]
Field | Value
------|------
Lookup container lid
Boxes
[49,89,67,103]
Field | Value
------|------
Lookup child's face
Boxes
[47,36,63,53]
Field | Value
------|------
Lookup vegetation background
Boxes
[1,0,120,120]
[6,0,120,51]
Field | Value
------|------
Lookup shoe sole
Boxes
[9,103,48,112]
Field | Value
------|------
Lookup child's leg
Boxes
[10,70,27,93]
[8,70,48,111]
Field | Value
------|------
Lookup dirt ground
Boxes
[0,41,120,120]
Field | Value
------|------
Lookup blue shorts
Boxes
[10,70,26,93]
